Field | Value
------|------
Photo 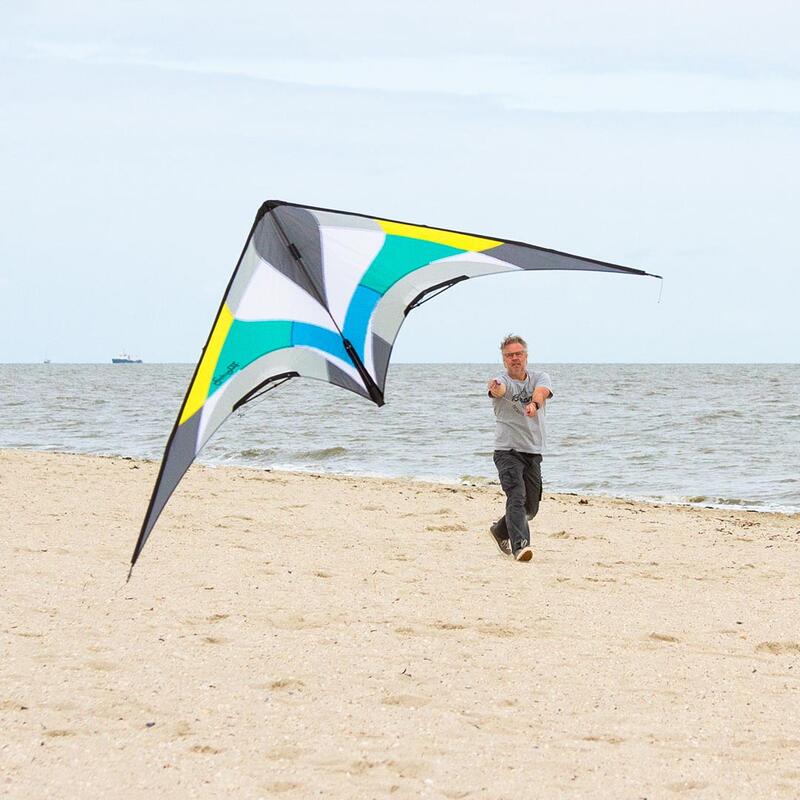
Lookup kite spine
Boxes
[267,208,385,406]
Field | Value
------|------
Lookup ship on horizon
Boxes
[112,353,143,364]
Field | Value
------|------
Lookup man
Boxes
[487,335,553,562]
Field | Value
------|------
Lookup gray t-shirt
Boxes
[491,369,553,454]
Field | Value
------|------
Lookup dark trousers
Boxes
[493,449,543,552]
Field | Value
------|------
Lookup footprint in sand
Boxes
[86,660,118,671]
[476,624,523,638]
[426,523,467,532]
[382,694,430,708]
[549,530,588,540]
[582,734,625,744]
[634,571,664,581]
[649,633,681,643]
[189,744,222,754]
[220,514,255,524]
[202,636,229,645]
[264,782,302,793]
[266,745,307,761]
[268,678,305,691]
[756,641,800,655]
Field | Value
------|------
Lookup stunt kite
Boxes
[130,200,661,570]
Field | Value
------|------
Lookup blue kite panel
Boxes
[291,322,349,363]
[343,285,381,360]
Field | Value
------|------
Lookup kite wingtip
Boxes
[256,200,289,222]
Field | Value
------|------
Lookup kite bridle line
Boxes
[267,209,385,407]
[232,372,300,412]
[404,276,469,316]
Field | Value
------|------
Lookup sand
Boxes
[2,449,799,799]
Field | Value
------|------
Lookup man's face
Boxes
[502,344,528,378]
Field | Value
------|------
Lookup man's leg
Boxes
[524,454,543,520]
[493,450,530,553]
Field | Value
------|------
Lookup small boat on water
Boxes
[112,353,143,364]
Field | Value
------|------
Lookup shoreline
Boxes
[3,445,798,518]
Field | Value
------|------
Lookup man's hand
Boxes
[523,401,538,417]
[487,378,506,398]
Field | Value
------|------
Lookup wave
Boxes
[236,447,279,459]
[559,434,591,445]
[458,474,494,485]
[680,494,767,509]
[626,452,655,463]
[712,496,756,507]
[694,410,744,423]
[294,446,348,460]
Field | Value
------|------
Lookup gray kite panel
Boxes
[485,243,642,275]
[310,209,383,233]
[137,411,202,557]
[371,333,392,393]
[252,206,327,306]
[326,361,370,400]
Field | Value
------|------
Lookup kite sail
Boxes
[130,200,660,569]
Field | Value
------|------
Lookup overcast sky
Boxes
[2,1,798,363]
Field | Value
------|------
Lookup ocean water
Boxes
[2,363,799,513]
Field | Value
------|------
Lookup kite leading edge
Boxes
[129,200,661,573]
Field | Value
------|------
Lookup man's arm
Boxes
[487,378,507,398]
[523,386,553,417]
[533,386,552,406]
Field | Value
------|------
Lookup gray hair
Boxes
[500,334,527,352]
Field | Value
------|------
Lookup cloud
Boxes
[19,45,800,114]
[9,1,800,113]
[7,0,800,75]
[134,56,800,114]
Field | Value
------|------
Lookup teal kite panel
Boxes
[211,319,293,393]
[360,235,462,295]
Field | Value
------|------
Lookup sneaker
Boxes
[514,546,533,562]
[489,522,512,556]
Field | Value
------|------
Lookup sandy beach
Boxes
[2,448,799,798]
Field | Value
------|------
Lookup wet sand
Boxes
[2,449,799,798]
